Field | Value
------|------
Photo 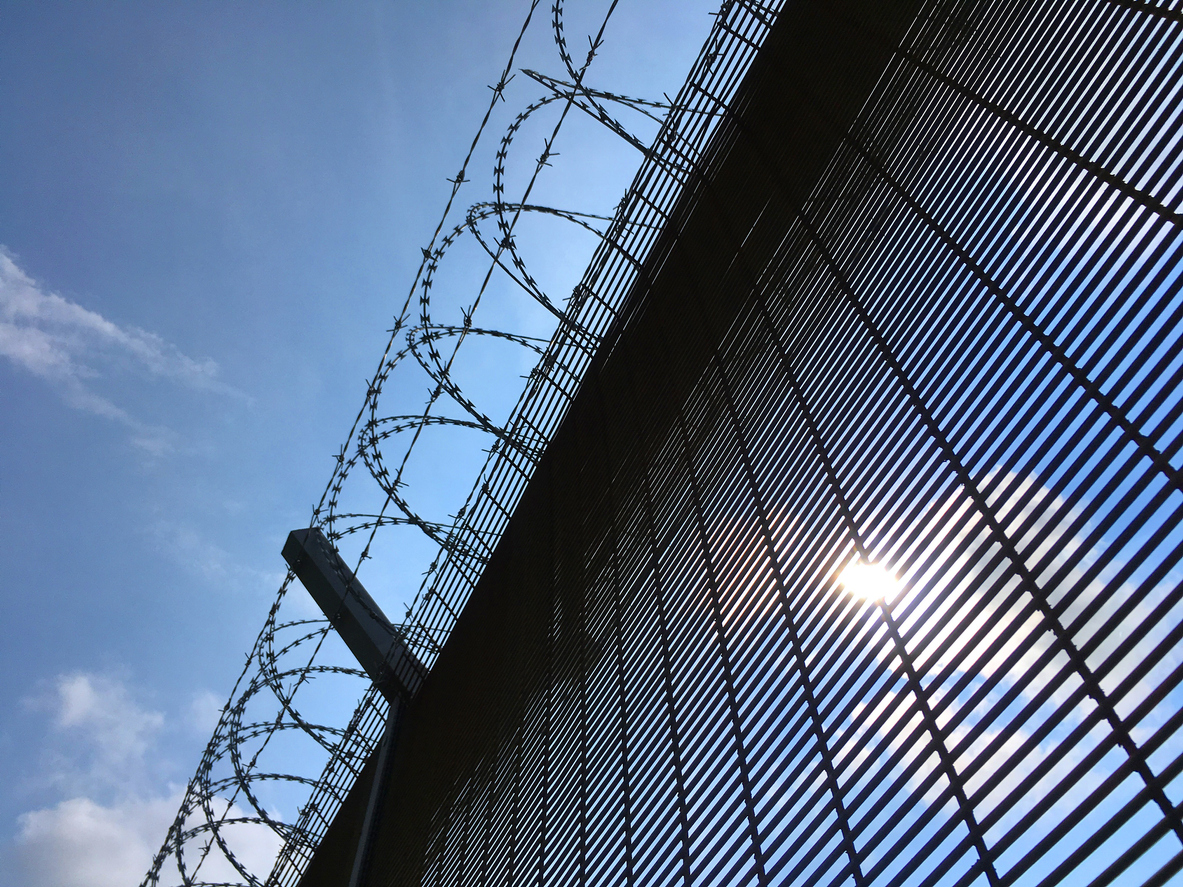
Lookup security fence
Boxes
[352,1,1183,885]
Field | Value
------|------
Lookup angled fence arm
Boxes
[283,527,425,886]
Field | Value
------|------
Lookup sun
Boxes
[837,558,900,603]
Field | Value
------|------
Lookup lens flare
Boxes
[838,559,900,603]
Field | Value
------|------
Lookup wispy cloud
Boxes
[187,689,225,735]
[0,248,246,452]
[21,672,166,799]
[147,519,287,596]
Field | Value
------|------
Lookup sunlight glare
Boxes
[838,559,900,603]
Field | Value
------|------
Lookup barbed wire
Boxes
[139,1,779,885]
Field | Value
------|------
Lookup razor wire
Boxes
[139,2,783,885]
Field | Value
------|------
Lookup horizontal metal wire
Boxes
[143,3,780,886]
[357,0,1183,885]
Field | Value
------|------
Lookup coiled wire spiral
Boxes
[140,1,779,883]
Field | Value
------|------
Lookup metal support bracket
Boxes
[282,527,425,702]
[283,527,426,886]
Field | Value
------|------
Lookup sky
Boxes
[0,2,717,884]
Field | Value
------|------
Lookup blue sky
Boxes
[10,5,1177,886]
[0,2,715,883]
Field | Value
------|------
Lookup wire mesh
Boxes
[353,1,1183,885]
[141,2,775,884]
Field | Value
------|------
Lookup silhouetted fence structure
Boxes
[150,0,1183,884]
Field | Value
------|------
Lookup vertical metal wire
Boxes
[351,1,1183,886]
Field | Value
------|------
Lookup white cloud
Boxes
[889,472,1180,715]
[14,793,179,887]
[721,469,1180,847]
[22,672,166,799]
[187,690,225,735]
[12,673,283,887]
[54,673,165,761]
[154,797,285,887]
[0,248,246,450]
[823,471,1182,843]
[13,792,283,887]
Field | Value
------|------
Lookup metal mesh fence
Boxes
[350,0,1183,885]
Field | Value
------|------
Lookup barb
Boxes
[141,2,781,885]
